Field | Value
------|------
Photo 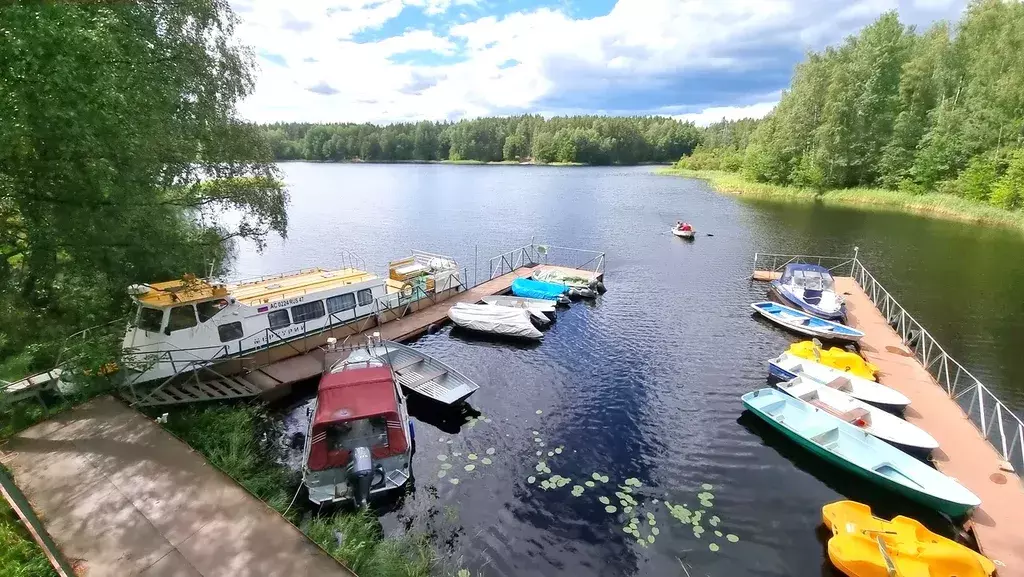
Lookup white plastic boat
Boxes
[777,376,938,453]
[481,295,555,325]
[447,303,543,340]
[769,352,910,411]
[671,228,694,238]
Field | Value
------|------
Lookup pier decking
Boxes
[0,395,350,577]
[754,266,1024,575]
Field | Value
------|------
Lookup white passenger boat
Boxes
[481,295,555,325]
[769,352,911,411]
[447,303,543,340]
[121,252,462,384]
[777,376,938,453]
[302,342,412,506]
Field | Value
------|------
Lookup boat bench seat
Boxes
[808,400,870,425]
[825,376,853,392]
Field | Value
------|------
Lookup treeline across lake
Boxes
[678,0,1024,209]
[263,115,702,165]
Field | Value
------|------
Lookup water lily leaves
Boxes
[437,455,447,461]
[536,450,542,456]
[591,472,602,481]
[438,470,446,478]
[646,535,655,544]
[481,457,492,465]
[693,525,705,535]
[526,475,536,484]
[547,451,554,457]
[709,543,720,552]
[646,512,655,520]
[697,491,714,501]
[458,569,470,577]
[486,447,496,455]
[468,454,478,460]
[598,496,610,505]
[726,534,739,543]
[709,517,719,527]
[623,506,633,514]
[554,447,562,454]
[534,437,543,443]
[441,463,453,470]
[714,530,723,537]
[585,481,596,488]
[571,485,585,497]
[651,527,659,536]
[702,483,713,490]
[450,478,460,485]
[532,431,540,436]
[605,505,617,513]
[624,477,642,488]
[464,464,476,472]
[536,410,543,414]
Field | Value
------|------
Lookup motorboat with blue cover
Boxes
[769,263,846,321]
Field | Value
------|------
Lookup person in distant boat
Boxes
[680,222,692,232]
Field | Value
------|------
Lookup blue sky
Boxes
[232,0,967,125]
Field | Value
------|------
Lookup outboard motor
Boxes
[348,446,374,508]
[591,280,607,294]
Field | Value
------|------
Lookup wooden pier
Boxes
[0,395,351,577]
[754,270,1024,575]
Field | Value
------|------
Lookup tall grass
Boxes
[0,498,57,577]
[162,404,434,577]
[660,168,1024,232]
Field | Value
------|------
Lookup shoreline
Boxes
[659,168,1024,233]
[274,159,673,167]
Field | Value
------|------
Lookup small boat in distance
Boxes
[447,302,543,340]
[822,501,996,577]
[769,263,846,321]
[481,295,555,326]
[769,352,910,411]
[776,376,937,453]
[511,277,571,304]
[302,342,412,507]
[672,221,695,239]
[751,301,864,342]
[742,388,980,518]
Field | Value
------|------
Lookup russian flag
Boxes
[257,306,268,313]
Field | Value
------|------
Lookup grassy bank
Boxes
[0,497,57,577]
[660,168,1024,232]
[161,404,433,577]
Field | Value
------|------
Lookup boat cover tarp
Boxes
[447,303,543,339]
[511,277,567,300]
[533,269,594,287]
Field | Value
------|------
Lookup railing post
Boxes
[995,403,1009,460]
[978,390,987,435]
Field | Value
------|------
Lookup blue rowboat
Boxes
[511,278,570,305]
[742,388,980,518]
[751,301,863,343]
[768,263,846,321]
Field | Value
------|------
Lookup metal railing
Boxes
[487,240,607,281]
[754,249,1024,473]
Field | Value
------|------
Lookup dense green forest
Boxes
[263,115,702,165]
[677,0,1024,209]
[0,1,287,380]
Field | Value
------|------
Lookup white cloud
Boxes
[675,101,779,126]
[235,0,968,124]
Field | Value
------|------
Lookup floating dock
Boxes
[754,256,1024,576]
[0,395,351,577]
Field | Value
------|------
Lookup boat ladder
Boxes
[128,375,262,407]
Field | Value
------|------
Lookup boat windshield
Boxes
[791,270,834,291]
[137,306,164,333]
[325,417,389,451]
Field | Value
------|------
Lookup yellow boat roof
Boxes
[136,267,379,308]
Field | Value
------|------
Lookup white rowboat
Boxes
[447,303,543,340]
[481,295,555,325]
[769,352,910,411]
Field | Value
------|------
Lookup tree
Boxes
[0,1,287,373]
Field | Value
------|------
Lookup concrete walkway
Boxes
[838,277,1024,576]
[0,396,351,577]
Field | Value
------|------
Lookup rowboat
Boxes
[359,339,479,405]
[776,376,938,453]
[769,352,910,411]
[768,263,846,321]
[743,388,980,518]
[481,295,555,325]
[822,500,995,577]
[511,278,571,304]
[751,301,864,342]
[671,228,695,239]
[447,303,543,340]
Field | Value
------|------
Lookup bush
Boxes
[956,155,999,201]
[0,498,57,577]
[989,150,1024,210]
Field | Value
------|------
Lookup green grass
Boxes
[0,498,57,577]
[659,168,1024,232]
[162,404,433,577]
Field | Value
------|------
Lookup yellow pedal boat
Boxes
[789,341,879,381]
[822,501,995,577]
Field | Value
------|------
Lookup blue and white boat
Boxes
[511,278,570,305]
[769,352,910,411]
[742,388,979,518]
[769,264,846,321]
[751,301,864,343]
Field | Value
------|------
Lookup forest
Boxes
[263,115,702,165]
[677,0,1024,210]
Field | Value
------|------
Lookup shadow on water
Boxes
[408,396,480,435]
[736,411,966,542]
[447,326,544,349]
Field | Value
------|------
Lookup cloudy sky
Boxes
[232,0,966,126]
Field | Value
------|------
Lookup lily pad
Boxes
[726,534,739,543]
[437,455,448,461]
[458,570,470,577]
[527,476,536,484]
[714,530,723,537]
[702,483,713,490]
[585,481,596,488]
[536,409,543,414]
[486,447,496,455]
[450,478,460,485]
[600,475,610,483]
[481,457,492,465]
[599,496,610,505]
[605,505,617,513]
[554,447,562,454]
[651,527,660,536]
[646,535,655,544]
[646,512,655,520]
[441,463,453,470]
[547,451,554,457]
[464,464,476,472]
[693,525,705,535]
[709,543,720,552]
[623,506,633,514]
[709,517,719,527]
[591,472,603,481]
[534,437,542,443]
[536,451,542,456]
[438,471,446,478]
[468,454,478,460]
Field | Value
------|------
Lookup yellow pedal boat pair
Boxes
[822,501,995,577]
[789,341,879,381]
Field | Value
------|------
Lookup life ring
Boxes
[401,283,414,298]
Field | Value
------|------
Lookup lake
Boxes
[235,163,1024,577]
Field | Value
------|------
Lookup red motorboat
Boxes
[302,349,412,507]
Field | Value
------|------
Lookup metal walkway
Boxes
[129,374,263,407]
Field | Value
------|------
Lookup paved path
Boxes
[838,277,1024,576]
[0,396,351,577]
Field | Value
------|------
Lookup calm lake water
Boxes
[234,163,1024,577]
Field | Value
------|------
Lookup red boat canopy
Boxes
[313,366,398,426]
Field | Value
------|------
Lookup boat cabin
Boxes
[779,264,837,294]
[304,358,411,505]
